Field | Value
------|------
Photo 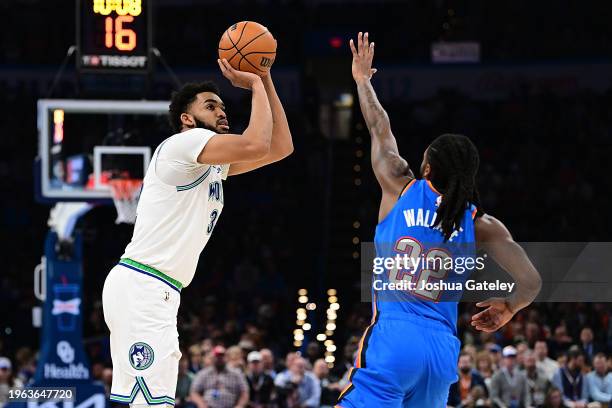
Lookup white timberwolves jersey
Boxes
[121,128,227,287]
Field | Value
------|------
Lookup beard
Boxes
[193,118,229,134]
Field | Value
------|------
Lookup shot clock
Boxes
[77,0,152,73]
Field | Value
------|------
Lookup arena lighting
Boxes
[325,355,336,363]
[293,293,315,350]
[327,289,337,296]
[329,36,343,49]
[324,339,334,347]
[353,221,360,229]
[326,323,337,331]
[352,237,360,245]
[328,296,338,303]
[330,303,340,311]
[316,333,327,341]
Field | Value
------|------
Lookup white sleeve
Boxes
[155,128,216,185]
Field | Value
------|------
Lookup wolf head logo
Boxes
[129,343,153,370]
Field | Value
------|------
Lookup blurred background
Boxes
[1,0,611,407]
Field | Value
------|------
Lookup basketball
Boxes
[218,21,277,76]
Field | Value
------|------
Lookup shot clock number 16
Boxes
[77,0,152,73]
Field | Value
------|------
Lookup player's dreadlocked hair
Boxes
[168,81,221,132]
[427,134,482,241]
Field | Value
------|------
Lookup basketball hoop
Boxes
[109,179,142,224]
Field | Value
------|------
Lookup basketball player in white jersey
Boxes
[102,59,293,407]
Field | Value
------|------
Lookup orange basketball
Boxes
[218,21,277,76]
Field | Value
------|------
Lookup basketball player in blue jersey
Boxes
[336,33,542,408]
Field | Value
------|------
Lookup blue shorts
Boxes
[337,312,460,408]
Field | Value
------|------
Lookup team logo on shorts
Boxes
[129,342,154,370]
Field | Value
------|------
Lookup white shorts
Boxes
[102,261,182,405]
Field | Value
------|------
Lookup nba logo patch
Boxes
[129,342,154,370]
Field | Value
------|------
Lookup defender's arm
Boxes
[228,72,294,176]
[471,214,542,332]
[351,32,413,220]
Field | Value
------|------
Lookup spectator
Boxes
[313,358,341,408]
[305,342,321,366]
[549,325,573,359]
[488,343,503,370]
[449,352,488,407]
[0,357,23,406]
[259,349,277,379]
[516,342,530,370]
[226,345,246,372]
[101,368,113,397]
[189,344,203,373]
[543,387,570,408]
[536,341,560,381]
[245,351,275,407]
[176,355,194,407]
[475,351,495,392]
[551,348,593,408]
[522,350,550,407]
[585,353,611,405]
[579,328,603,365]
[190,346,249,408]
[490,346,530,408]
[274,356,320,408]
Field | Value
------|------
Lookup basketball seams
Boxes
[218,21,249,51]
[229,31,273,70]
[218,22,276,74]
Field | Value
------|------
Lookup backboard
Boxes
[36,99,171,203]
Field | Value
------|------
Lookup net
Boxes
[109,179,143,224]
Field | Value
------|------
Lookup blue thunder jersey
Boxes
[373,178,477,334]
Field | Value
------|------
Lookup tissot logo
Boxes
[82,55,147,68]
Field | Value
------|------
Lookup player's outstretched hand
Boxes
[349,32,377,83]
[217,59,262,90]
[470,297,515,332]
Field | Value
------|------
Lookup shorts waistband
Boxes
[118,258,183,292]
[375,310,455,334]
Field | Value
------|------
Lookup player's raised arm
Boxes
[197,59,273,164]
[227,71,294,176]
[350,32,414,219]
[471,214,542,332]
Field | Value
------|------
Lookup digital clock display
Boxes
[77,0,152,73]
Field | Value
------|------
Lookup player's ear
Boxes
[422,163,431,178]
[180,113,195,129]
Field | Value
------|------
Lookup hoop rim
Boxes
[108,178,143,200]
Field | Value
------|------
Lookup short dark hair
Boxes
[567,347,583,361]
[168,81,221,132]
